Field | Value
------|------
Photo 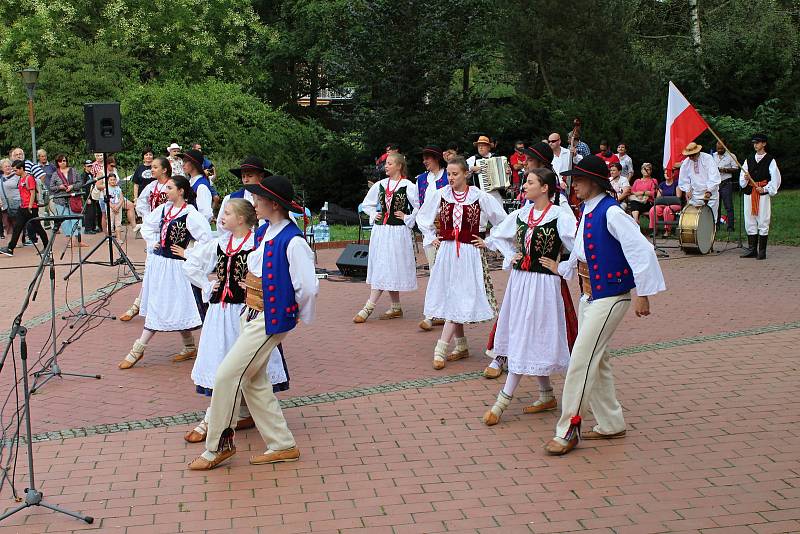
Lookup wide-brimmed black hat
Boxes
[521,141,553,164]
[230,155,273,179]
[245,175,302,213]
[421,145,443,159]
[177,149,205,171]
[751,133,768,143]
[561,154,613,192]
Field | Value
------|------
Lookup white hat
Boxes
[167,142,182,151]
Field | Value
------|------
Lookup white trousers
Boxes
[743,194,771,236]
[555,293,631,438]
[204,312,293,453]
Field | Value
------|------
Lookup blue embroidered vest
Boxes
[190,175,212,210]
[230,188,245,199]
[416,169,448,206]
[254,221,269,247]
[261,222,303,335]
[582,195,635,299]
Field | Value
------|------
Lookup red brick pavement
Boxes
[1,326,799,533]
[2,243,798,436]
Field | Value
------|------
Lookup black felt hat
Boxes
[230,155,273,179]
[244,175,302,212]
[177,149,205,171]
[751,133,768,143]
[521,141,554,164]
[560,154,613,193]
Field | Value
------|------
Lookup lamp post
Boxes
[20,68,39,157]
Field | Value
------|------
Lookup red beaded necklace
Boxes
[159,203,185,248]
[527,201,553,228]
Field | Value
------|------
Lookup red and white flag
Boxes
[663,81,709,174]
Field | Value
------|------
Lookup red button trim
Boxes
[269,296,276,303]
[267,273,274,280]
[590,255,596,260]
[593,264,598,271]
[616,271,621,277]
[268,285,275,291]
[270,307,276,314]
[595,285,601,290]
[595,274,600,280]
[268,240,274,246]
[587,213,593,218]
[586,233,592,239]
[285,307,292,312]
[267,262,272,268]
[271,319,278,325]
[267,251,273,257]
[588,244,594,250]
[586,223,592,229]
[623,268,629,274]
[607,273,613,279]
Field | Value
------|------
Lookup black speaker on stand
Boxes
[64,102,140,281]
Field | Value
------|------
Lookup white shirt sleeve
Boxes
[361,180,381,224]
[739,160,749,189]
[484,210,520,270]
[416,187,442,247]
[135,182,152,217]
[182,238,218,302]
[767,160,781,196]
[557,204,578,253]
[678,163,691,194]
[141,204,164,250]
[186,207,214,246]
[216,195,231,239]
[478,189,508,227]
[403,180,421,228]
[705,155,721,195]
[606,206,666,297]
[287,236,319,325]
[195,184,213,222]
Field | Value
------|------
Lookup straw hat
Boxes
[682,142,702,156]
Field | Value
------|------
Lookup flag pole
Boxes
[705,124,757,188]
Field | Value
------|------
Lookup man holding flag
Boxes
[739,133,781,260]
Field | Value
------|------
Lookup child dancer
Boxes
[416,156,506,370]
[181,199,289,442]
[118,176,212,369]
[353,153,420,323]
[477,168,577,425]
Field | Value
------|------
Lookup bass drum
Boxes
[678,204,716,254]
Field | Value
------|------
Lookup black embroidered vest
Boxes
[153,213,192,260]
[514,216,561,275]
[210,246,251,304]
[375,183,411,226]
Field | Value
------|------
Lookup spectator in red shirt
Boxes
[0,160,49,256]
[595,140,620,168]
[509,140,527,193]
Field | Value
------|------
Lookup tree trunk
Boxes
[462,64,470,98]
[310,61,319,108]
[688,0,708,87]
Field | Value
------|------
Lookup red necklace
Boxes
[225,230,251,256]
[159,203,185,248]
[383,177,403,223]
[527,202,553,228]
[452,186,468,203]
[220,230,252,307]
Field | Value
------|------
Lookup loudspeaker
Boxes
[84,102,122,153]
[336,244,369,278]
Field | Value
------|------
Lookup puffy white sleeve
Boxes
[607,206,666,297]
[403,180,420,228]
[287,236,319,325]
[678,163,691,193]
[416,187,442,247]
[182,239,218,302]
[186,208,213,246]
[706,156,721,194]
[216,195,232,239]
[195,184,213,222]
[141,204,164,250]
[557,204,578,253]
[135,182,152,217]
[739,160,749,189]
[479,189,508,227]
[361,181,381,224]
[767,160,781,196]
[484,210,520,270]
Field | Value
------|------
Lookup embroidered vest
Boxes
[581,195,635,299]
[210,245,251,305]
[438,198,482,244]
[148,182,169,211]
[416,169,448,206]
[190,175,212,209]
[375,183,411,226]
[742,154,774,195]
[261,223,303,335]
[153,212,192,260]
[514,216,560,275]
[230,188,246,199]
[254,221,269,247]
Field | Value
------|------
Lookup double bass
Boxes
[566,118,582,215]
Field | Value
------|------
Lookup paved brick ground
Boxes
[0,236,798,532]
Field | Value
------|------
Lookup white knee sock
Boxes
[502,372,522,397]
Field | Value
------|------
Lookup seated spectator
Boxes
[609,162,630,211]
[648,169,683,237]
[595,140,620,168]
[628,162,658,224]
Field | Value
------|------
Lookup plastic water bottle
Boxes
[318,221,330,243]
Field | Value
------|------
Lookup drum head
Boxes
[695,205,716,254]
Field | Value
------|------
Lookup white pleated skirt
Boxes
[140,254,202,332]
[366,224,417,291]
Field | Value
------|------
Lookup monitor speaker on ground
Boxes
[84,102,122,153]
[336,244,369,278]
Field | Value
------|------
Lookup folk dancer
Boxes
[181,199,289,443]
[740,133,781,260]
[217,155,273,239]
[678,142,721,221]
[416,145,449,332]
[119,157,173,322]
[543,155,665,455]
[353,153,420,323]
[118,176,213,369]
[477,168,578,424]
[188,175,318,470]
[416,156,506,370]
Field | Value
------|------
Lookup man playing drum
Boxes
[677,142,721,221]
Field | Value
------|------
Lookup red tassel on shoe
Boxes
[216,427,235,453]
[565,415,581,441]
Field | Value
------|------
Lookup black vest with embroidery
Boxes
[742,153,774,195]
[374,183,411,226]
[514,216,561,275]
[153,213,192,260]
[210,246,251,304]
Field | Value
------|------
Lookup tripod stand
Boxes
[0,221,94,524]
[64,154,140,282]
[22,216,102,394]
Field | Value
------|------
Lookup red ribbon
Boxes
[219,230,252,308]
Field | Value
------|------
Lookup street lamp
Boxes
[20,68,39,157]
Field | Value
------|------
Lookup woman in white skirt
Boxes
[416,156,506,370]
[476,168,577,425]
[353,153,420,322]
[118,176,212,369]
[180,198,289,442]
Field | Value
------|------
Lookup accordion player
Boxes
[477,156,511,196]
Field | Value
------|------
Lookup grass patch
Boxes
[715,188,799,246]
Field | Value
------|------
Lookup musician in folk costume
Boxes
[353,153,420,323]
[181,198,289,444]
[739,133,781,260]
[189,175,318,470]
[119,176,213,369]
[476,168,577,425]
[120,157,173,322]
[678,142,721,221]
[541,155,665,455]
[416,146,449,332]
[467,135,505,204]
[416,156,506,370]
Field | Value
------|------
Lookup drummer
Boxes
[677,142,721,221]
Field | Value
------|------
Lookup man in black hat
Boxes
[739,133,781,260]
[179,149,214,222]
[540,155,665,456]
[190,175,318,471]
[217,156,273,238]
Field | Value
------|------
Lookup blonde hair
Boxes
[225,198,258,228]
[387,152,408,178]
[447,155,469,173]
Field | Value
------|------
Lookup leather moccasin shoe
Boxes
[581,429,626,440]
[250,446,300,465]
[188,449,236,470]
[522,398,558,414]
[544,437,577,456]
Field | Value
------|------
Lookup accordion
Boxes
[477,156,511,193]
